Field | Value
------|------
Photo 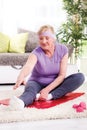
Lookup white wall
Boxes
[0,0,67,35]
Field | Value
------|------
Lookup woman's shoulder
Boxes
[31,46,42,57]
[56,42,67,49]
[56,42,68,51]
[32,46,41,52]
[55,42,68,57]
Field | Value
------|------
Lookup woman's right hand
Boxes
[13,77,24,90]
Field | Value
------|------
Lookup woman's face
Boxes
[39,31,55,50]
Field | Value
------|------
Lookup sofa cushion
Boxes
[0,53,29,65]
[0,32,10,53]
[17,28,39,52]
[9,33,28,53]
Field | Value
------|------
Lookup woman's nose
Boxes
[42,38,47,43]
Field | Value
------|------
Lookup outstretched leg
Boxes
[19,80,43,106]
[51,73,85,99]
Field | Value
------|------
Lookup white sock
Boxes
[9,96,24,110]
[36,93,40,100]
[47,93,53,100]
[36,93,53,101]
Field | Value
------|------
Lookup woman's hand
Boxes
[39,88,49,101]
[13,77,24,90]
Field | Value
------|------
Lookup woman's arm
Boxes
[13,53,37,89]
[39,53,68,100]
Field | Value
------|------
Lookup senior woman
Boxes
[5,25,85,110]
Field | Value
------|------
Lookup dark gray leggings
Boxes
[19,73,85,106]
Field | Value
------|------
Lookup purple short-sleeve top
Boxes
[29,42,68,85]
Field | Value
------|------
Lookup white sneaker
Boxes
[9,96,24,110]
[0,96,24,111]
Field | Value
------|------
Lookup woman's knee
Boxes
[73,73,85,85]
[25,80,42,94]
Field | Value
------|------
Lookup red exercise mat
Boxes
[0,92,84,109]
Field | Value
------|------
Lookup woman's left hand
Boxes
[39,88,49,101]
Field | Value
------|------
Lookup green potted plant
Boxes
[56,0,87,63]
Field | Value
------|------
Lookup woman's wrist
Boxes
[45,86,52,93]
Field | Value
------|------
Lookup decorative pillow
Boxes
[0,32,10,53]
[17,28,39,52]
[9,33,28,53]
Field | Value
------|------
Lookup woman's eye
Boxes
[46,37,49,40]
[39,37,43,40]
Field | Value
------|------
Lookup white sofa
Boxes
[0,64,78,84]
[0,29,38,84]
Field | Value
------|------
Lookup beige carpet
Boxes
[0,83,87,123]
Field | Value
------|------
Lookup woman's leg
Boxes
[19,80,43,106]
[51,73,85,99]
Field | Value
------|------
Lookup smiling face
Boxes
[38,30,55,51]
